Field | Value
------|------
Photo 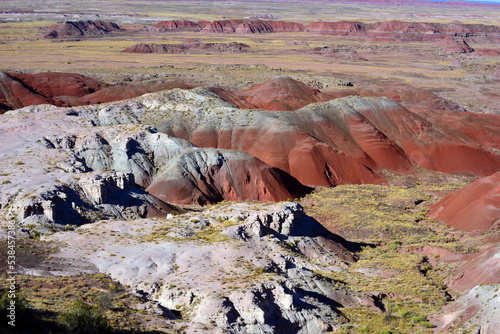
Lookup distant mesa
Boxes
[428,171,500,233]
[150,20,202,32]
[201,20,274,34]
[306,21,364,35]
[39,19,500,42]
[442,21,474,36]
[122,41,250,54]
[146,19,500,40]
[149,19,322,35]
[43,20,123,39]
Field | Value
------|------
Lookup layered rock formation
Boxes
[122,41,250,54]
[147,148,312,205]
[146,19,500,41]
[429,172,500,232]
[43,20,122,39]
[434,37,475,53]
[0,71,193,113]
[0,103,312,226]
[433,284,500,334]
[306,21,364,35]
[121,43,189,54]
[150,20,202,32]
[3,74,499,192]
[218,75,324,111]
[68,83,500,187]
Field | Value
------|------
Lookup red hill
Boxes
[429,172,500,233]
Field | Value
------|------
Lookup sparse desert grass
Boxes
[0,273,170,333]
[301,182,467,242]
[300,182,479,334]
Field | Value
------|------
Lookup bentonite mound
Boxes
[12,71,110,98]
[306,21,364,35]
[213,77,466,113]
[145,19,500,42]
[308,46,368,61]
[83,81,194,104]
[434,37,475,53]
[124,87,500,185]
[121,43,189,54]
[0,71,193,113]
[224,76,324,111]
[150,20,202,31]
[447,245,500,291]
[0,71,58,112]
[433,284,500,334]
[429,171,500,232]
[122,41,250,54]
[43,20,122,39]
[4,74,500,188]
[212,77,500,156]
[146,148,313,205]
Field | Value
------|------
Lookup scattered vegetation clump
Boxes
[0,273,169,333]
[301,182,473,333]
[190,224,230,243]
[58,300,109,334]
[302,183,466,242]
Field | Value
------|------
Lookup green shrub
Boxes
[58,300,109,334]
[410,315,426,323]
[0,289,29,317]
[96,293,113,310]
[420,321,436,328]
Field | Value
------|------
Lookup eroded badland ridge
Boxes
[0,1,499,333]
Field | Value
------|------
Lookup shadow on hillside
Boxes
[289,210,374,253]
